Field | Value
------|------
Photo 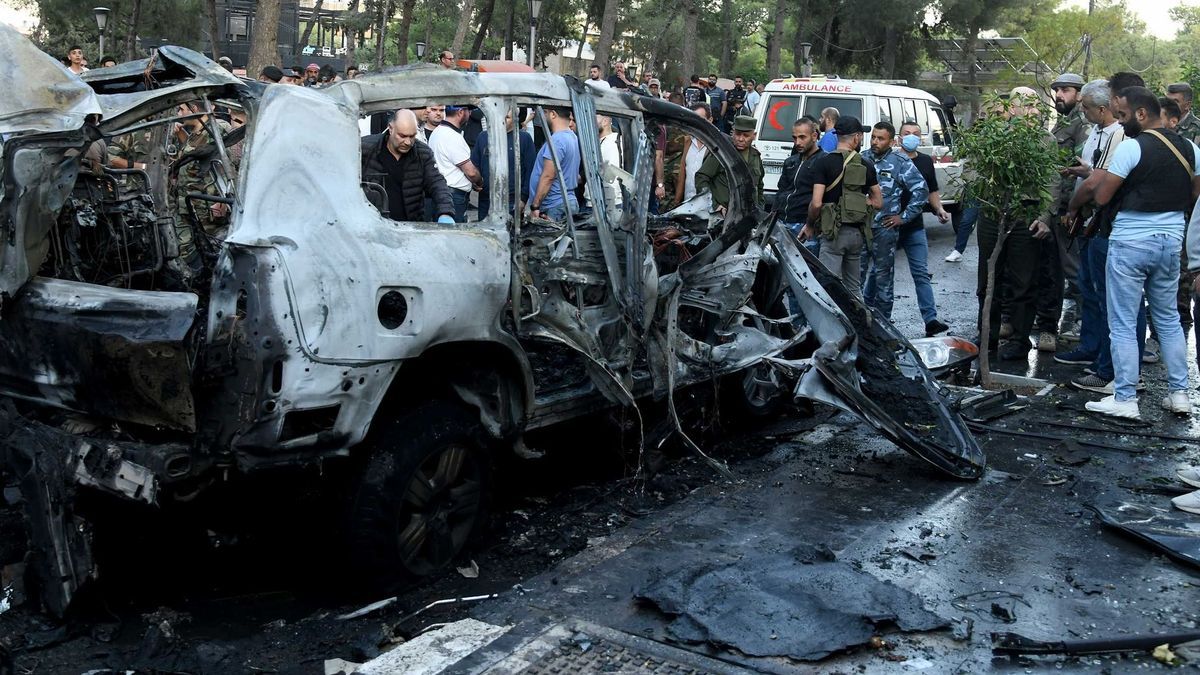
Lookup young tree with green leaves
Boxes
[953,92,1063,385]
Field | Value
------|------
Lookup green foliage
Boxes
[953,94,1061,224]
[25,0,206,61]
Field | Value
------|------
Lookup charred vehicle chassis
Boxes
[0,27,983,617]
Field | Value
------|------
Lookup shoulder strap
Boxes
[828,151,856,191]
[1143,129,1194,176]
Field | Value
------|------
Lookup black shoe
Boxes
[925,319,950,337]
[998,339,1031,361]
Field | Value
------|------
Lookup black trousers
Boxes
[977,215,1041,345]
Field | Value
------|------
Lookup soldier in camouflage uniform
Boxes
[171,102,235,276]
[107,130,151,171]
[1033,73,1089,352]
[1167,83,1200,334]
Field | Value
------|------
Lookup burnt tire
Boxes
[345,402,492,587]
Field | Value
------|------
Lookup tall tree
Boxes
[504,0,516,60]
[344,0,361,68]
[374,0,393,68]
[396,0,416,64]
[129,0,146,61]
[791,0,808,75]
[248,0,282,77]
[679,0,699,80]
[766,0,785,78]
[299,0,324,48]
[594,0,619,69]
[719,0,734,73]
[451,0,476,54]
[468,0,496,58]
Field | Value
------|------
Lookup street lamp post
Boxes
[800,41,813,78]
[415,41,426,60]
[93,7,110,60]
[528,0,542,68]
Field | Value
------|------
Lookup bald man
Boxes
[360,109,455,222]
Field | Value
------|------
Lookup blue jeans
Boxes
[1107,235,1189,400]
[783,222,820,256]
[862,225,899,319]
[1080,237,1144,380]
[897,224,938,323]
[543,195,579,222]
[450,188,470,222]
[953,201,980,254]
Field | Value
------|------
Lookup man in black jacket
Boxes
[776,116,826,252]
[360,109,455,222]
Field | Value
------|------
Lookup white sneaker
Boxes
[1085,395,1141,420]
[1172,489,1200,515]
[1178,468,1200,489]
[1162,390,1192,415]
[944,250,963,263]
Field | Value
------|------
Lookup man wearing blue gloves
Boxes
[860,121,929,321]
[360,109,456,224]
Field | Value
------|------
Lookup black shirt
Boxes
[900,152,938,224]
[607,74,629,89]
[378,147,417,220]
[812,151,878,205]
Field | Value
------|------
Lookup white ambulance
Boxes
[752,76,962,212]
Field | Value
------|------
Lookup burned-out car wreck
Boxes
[0,26,983,617]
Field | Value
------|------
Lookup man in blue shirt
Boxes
[707,75,727,132]
[470,107,535,219]
[860,121,928,320]
[1085,87,1200,420]
[818,107,840,152]
[528,107,580,221]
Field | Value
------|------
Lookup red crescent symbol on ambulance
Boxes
[768,101,789,131]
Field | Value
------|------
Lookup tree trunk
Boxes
[345,0,360,68]
[594,0,619,70]
[503,0,515,59]
[766,0,784,78]
[374,0,393,69]
[469,0,495,58]
[248,0,282,78]
[965,24,979,120]
[719,0,733,74]
[451,0,476,54]
[128,0,145,61]
[978,215,1011,388]
[299,0,324,48]
[424,0,433,55]
[791,0,807,75]
[680,0,698,81]
[575,16,589,61]
[882,26,897,79]
[396,0,415,64]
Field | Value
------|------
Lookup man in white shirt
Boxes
[428,105,484,222]
[1061,79,1125,394]
[1078,86,1200,419]
[595,114,622,207]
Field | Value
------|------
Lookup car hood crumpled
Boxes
[0,23,101,136]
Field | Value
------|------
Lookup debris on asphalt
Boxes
[456,560,480,578]
[992,629,1200,657]
[634,547,946,661]
[324,657,363,675]
[392,593,500,629]
[1089,500,1200,570]
[952,617,974,641]
[337,597,398,621]
[1153,643,1181,665]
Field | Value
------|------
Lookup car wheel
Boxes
[346,402,492,584]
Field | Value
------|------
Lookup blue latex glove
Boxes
[437,215,455,224]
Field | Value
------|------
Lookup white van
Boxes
[753,77,962,211]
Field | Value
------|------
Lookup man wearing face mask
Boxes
[859,121,928,322]
[897,122,950,336]
[1082,87,1200,420]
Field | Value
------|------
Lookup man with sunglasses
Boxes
[438,50,456,69]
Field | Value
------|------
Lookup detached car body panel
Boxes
[0,27,983,617]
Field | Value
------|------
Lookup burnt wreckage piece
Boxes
[0,24,983,618]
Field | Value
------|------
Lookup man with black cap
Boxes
[258,65,284,83]
[695,115,764,211]
[428,104,484,221]
[802,116,883,284]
